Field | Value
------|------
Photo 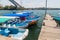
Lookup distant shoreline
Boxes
[0,8,60,10]
[24,8,60,10]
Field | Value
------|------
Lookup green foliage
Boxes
[4,5,9,10]
[17,7,25,10]
[8,5,16,10]
[0,5,25,10]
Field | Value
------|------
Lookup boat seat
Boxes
[8,28,19,34]
[0,28,10,37]
[0,27,19,34]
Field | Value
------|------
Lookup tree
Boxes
[17,7,25,10]
[4,5,10,10]
[9,5,16,10]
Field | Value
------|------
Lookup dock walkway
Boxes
[38,14,60,40]
[38,26,60,40]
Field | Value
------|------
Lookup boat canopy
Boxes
[3,12,33,17]
[3,13,29,17]
[0,18,11,23]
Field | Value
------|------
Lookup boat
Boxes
[0,27,29,40]
[2,18,29,28]
[0,16,29,28]
[0,16,17,26]
[3,12,40,25]
[24,12,40,25]
[14,12,40,25]
[4,19,29,28]
[53,16,60,21]
[53,16,60,24]
[26,15,40,25]
[53,13,60,21]
[0,16,19,23]
[0,16,29,40]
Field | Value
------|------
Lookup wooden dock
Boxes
[0,35,15,40]
[38,26,60,40]
[38,14,60,40]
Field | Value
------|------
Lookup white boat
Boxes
[0,27,29,40]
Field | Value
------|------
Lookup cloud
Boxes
[22,0,45,8]
[0,0,60,8]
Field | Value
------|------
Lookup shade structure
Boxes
[0,18,11,23]
[3,12,32,17]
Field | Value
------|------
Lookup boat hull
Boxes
[11,29,29,40]
[53,17,60,24]
[0,27,29,40]
[53,17,60,21]
[29,20,37,25]
[26,16,40,25]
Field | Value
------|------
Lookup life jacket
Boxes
[20,17,26,20]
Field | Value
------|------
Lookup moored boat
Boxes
[0,27,29,40]
[3,11,40,25]
[53,16,60,21]
[53,16,60,24]
[0,16,29,28]
[26,15,40,25]
[3,18,29,28]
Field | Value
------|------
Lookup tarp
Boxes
[3,13,29,17]
[3,12,32,17]
[0,18,11,23]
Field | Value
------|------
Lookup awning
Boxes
[0,18,11,23]
[3,12,32,17]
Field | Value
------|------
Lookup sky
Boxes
[0,0,60,8]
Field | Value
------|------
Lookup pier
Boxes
[38,14,60,40]
[0,35,14,40]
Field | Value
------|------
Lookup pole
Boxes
[45,0,47,17]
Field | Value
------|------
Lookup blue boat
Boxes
[4,18,29,28]
[3,11,40,25]
[26,15,40,22]
[53,16,60,21]
[0,27,29,40]
[15,21,29,28]
[25,12,40,25]
[53,16,60,24]
[0,17,29,28]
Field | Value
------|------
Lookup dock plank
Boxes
[0,35,15,40]
[38,26,60,40]
[38,14,60,40]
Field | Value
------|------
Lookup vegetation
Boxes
[0,5,25,10]
[0,4,60,10]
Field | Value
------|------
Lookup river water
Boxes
[0,10,60,40]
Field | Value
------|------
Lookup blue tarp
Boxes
[3,12,33,17]
[3,13,29,17]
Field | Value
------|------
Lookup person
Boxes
[20,17,26,21]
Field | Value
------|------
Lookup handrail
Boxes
[9,0,23,8]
